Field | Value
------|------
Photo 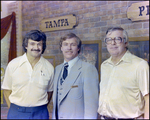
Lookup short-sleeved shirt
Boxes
[98,50,149,118]
[1,53,54,107]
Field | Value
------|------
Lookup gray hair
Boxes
[105,27,128,43]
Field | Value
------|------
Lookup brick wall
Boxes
[7,1,149,66]
[7,1,23,57]
[6,1,149,118]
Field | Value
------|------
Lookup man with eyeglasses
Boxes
[98,27,149,119]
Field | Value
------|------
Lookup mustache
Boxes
[31,49,41,52]
[66,51,73,52]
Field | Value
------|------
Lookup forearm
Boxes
[3,89,12,108]
[144,94,149,119]
[47,91,53,105]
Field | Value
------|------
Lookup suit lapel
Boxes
[58,59,82,104]
[54,64,63,89]
[53,64,63,107]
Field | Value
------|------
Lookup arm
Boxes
[144,93,149,119]
[47,91,53,113]
[47,91,53,105]
[136,61,149,119]
[3,89,12,108]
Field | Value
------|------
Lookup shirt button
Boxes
[59,93,62,95]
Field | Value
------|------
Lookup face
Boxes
[106,30,127,58]
[61,38,79,62]
[26,39,43,58]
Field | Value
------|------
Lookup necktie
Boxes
[60,62,69,85]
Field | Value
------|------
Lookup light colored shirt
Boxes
[63,56,79,75]
[58,56,79,84]
[98,50,149,118]
[1,53,54,107]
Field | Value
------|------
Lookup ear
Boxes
[78,48,80,52]
[125,41,128,47]
[60,46,63,52]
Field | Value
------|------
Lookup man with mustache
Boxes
[98,27,149,119]
[52,33,99,119]
[2,30,54,119]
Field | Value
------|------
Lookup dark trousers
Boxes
[55,103,58,119]
[7,103,49,119]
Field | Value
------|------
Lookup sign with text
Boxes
[40,14,77,32]
[127,1,149,21]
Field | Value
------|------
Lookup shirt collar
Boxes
[18,53,28,67]
[104,50,132,65]
[64,56,79,68]
[120,50,132,63]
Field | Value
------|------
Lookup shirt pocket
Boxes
[37,76,49,90]
[68,84,83,99]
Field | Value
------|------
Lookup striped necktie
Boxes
[60,62,69,85]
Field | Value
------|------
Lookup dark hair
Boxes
[22,30,46,54]
[59,33,82,53]
[105,27,128,43]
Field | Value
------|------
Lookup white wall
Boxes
[1,1,23,82]
[1,1,8,18]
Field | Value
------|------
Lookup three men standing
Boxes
[2,27,149,119]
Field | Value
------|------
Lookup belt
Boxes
[101,115,134,120]
[11,103,47,113]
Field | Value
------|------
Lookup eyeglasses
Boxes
[104,37,124,45]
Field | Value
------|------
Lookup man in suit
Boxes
[52,33,99,119]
